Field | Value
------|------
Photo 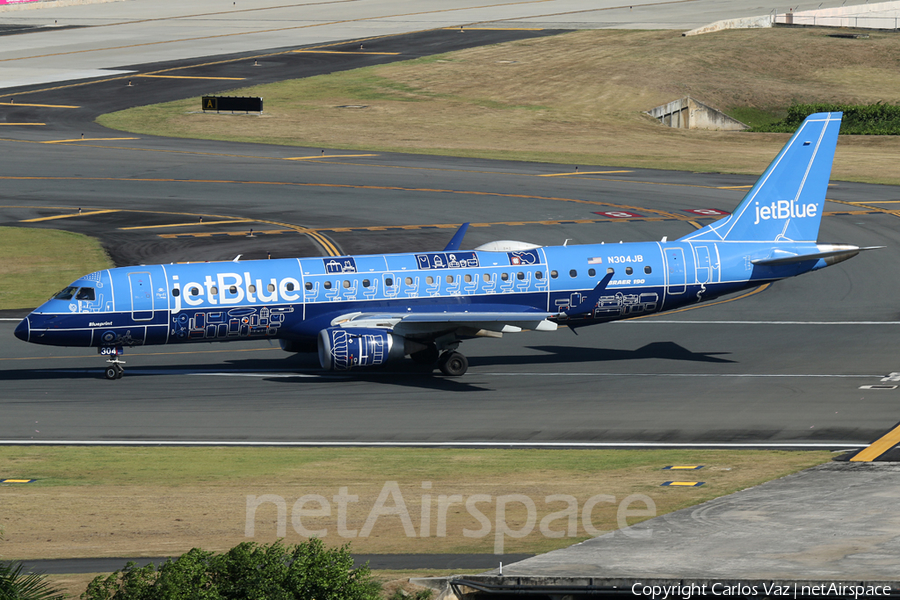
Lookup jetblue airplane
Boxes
[15,112,873,379]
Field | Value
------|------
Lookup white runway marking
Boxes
[618,320,900,325]
[0,441,869,448]
[481,373,880,378]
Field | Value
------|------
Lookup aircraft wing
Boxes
[330,310,558,335]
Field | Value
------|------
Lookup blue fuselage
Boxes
[15,240,825,350]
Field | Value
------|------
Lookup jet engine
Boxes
[317,327,418,370]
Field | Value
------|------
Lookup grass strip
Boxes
[97,28,900,184]
[0,447,831,559]
[0,227,112,311]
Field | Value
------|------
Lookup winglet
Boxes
[443,223,470,251]
[564,271,614,317]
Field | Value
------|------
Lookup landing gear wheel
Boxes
[438,351,468,377]
[104,359,125,380]
[411,344,440,365]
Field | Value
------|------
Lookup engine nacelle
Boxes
[317,327,410,371]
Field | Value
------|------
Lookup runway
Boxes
[2,14,900,448]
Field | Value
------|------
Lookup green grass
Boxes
[0,227,112,311]
[0,446,830,488]
[726,106,786,129]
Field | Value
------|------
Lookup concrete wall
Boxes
[683,14,773,37]
[775,1,900,29]
[0,0,122,10]
[647,97,747,131]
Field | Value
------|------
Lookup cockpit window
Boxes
[53,286,78,300]
[75,287,95,301]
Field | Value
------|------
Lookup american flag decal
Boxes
[588,257,603,264]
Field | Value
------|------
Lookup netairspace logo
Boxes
[245,481,656,553]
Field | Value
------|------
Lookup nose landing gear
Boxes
[100,345,126,380]
[104,358,125,380]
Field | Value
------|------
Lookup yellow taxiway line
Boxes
[539,170,632,177]
[292,50,400,55]
[136,75,245,80]
[285,154,378,160]
[0,101,79,108]
[850,423,900,462]
[21,209,119,223]
[119,219,254,230]
[41,137,140,144]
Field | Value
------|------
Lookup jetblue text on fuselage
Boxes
[172,272,300,313]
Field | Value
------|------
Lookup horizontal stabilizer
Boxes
[751,245,881,266]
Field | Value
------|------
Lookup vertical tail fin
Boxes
[679,112,842,243]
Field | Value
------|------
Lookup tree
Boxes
[81,539,381,600]
[0,560,67,600]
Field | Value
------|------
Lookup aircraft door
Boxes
[665,247,686,294]
[695,245,711,284]
[128,271,154,321]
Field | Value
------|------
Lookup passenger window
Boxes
[385,278,393,287]
[286,282,295,291]
[229,285,238,294]
[482,273,490,282]
[344,280,352,288]
[211,286,218,294]
[588,268,596,277]
[53,286,78,300]
[267,283,275,292]
[75,287,95,300]
[426,276,434,284]
[363,279,371,288]
[405,277,413,285]
[625,267,633,275]
[172,288,180,297]
[464,274,472,283]
[517,272,525,280]
[535,271,543,280]
[249,284,256,293]
[501,273,509,281]
[644,266,652,274]
[607,268,614,274]
[190,287,200,296]
[446,275,454,283]
[324,281,332,290]
[305,282,313,290]
[569,269,577,278]
[550,270,558,279]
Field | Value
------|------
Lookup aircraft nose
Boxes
[14,318,29,342]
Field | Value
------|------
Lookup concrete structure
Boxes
[776,1,900,30]
[0,0,121,10]
[647,97,747,131]
[415,462,900,599]
[683,14,774,37]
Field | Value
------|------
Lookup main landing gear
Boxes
[410,343,469,376]
[438,351,468,377]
